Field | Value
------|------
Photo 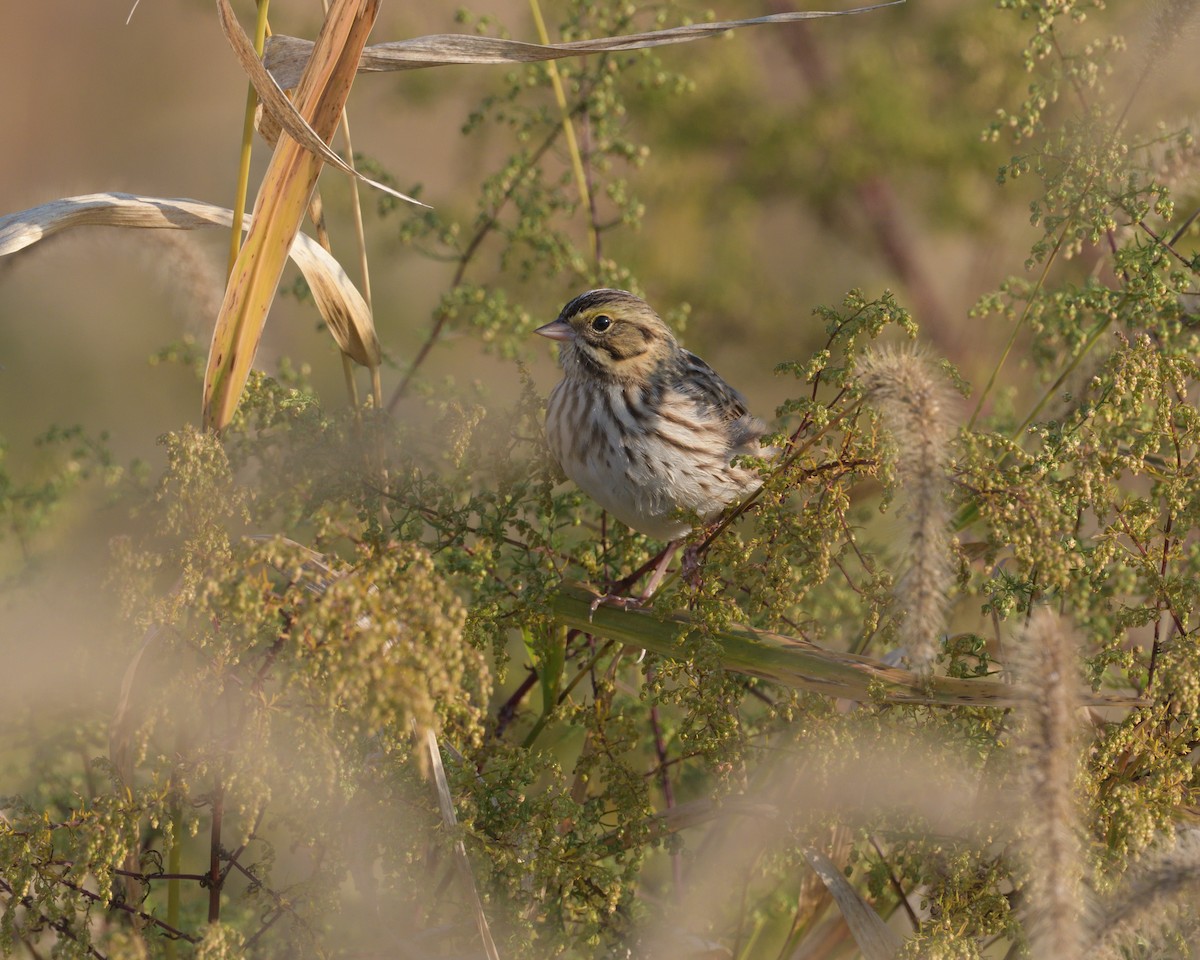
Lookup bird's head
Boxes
[535,289,677,381]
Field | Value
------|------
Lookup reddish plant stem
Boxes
[219,806,266,886]
[208,781,223,924]
[3,875,199,947]
[1115,508,1186,639]
[1146,509,1174,693]
[495,668,540,739]
[646,679,683,901]
[869,836,920,930]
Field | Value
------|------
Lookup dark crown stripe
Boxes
[559,288,639,321]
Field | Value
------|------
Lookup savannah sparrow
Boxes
[536,289,768,544]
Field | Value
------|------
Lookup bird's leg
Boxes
[638,539,680,600]
[599,542,672,596]
[590,540,680,617]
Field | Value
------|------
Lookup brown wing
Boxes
[676,350,767,450]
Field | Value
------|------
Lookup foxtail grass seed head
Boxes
[858,345,955,672]
[1093,828,1200,959]
[1014,609,1086,960]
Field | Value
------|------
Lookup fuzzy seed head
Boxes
[858,345,956,672]
[1014,609,1086,960]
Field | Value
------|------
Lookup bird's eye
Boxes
[590,314,613,333]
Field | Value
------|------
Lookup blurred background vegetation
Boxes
[1,0,1188,465]
[3,0,1200,957]
[0,0,1097,468]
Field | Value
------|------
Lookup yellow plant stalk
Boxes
[227,0,272,275]
[527,0,597,263]
[204,0,379,431]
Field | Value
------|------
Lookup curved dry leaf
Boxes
[264,1,904,87]
[109,622,167,786]
[424,728,500,960]
[804,847,904,960]
[0,192,380,369]
[217,0,424,208]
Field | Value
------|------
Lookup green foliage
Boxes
[4,1,1200,959]
[0,426,124,574]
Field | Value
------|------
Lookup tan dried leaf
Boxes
[217,0,423,207]
[264,1,904,87]
[0,192,379,371]
[803,847,904,960]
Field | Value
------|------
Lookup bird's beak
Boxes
[534,318,574,342]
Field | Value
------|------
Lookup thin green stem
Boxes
[387,115,579,410]
[521,638,616,749]
[973,12,1179,434]
[528,0,599,262]
[551,584,1143,708]
[968,230,1064,430]
[318,0,374,413]
[335,114,372,313]
[1013,310,1113,435]
[165,798,183,960]
[227,0,271,275]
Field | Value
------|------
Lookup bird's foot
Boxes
[584,594,650,663]
[589,592,647,619]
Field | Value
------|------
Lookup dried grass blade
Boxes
[109,623,167,785]
[264,1,904,87]
[424,728,501,960]
[549,584,1145,709]
[205,0,380,431]
[217,0,423,207]
[803,847,903,960]
[0,193,378,370]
